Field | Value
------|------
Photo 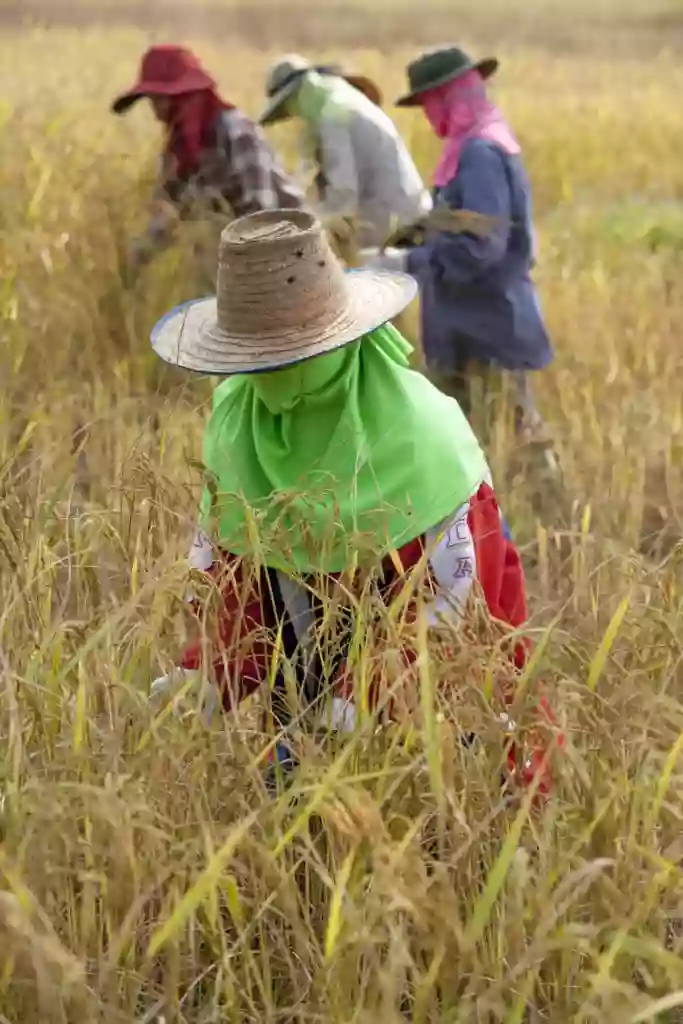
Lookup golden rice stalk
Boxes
[382,208,502,250]
[321,213,363,266]
[320,209,502,267]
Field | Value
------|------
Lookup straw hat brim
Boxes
[259,77,302,126]
[151,268,417,375]
[344,74,383,108]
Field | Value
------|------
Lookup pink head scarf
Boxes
[422,69,520,188]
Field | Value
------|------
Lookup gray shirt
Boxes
[302,90,432,246]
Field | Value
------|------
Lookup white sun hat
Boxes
[150,208,417,376]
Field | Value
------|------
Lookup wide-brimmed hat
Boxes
[150,209,416,375]
[396,46,498,107]
[111,45,216,115]
[259,53,382,126]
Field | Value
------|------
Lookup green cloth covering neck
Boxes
[286,71,362,177]
[287,70,359,126]
[200,324,489,574]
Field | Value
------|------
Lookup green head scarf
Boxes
[200,325,489,574]
[286,69,359,125]
[285,71,366,187]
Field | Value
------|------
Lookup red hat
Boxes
[111,45,216,115]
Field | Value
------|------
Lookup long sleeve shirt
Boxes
[140,108,305,255]
[407,139,553,372]
[176,481,557,790]
[304,91,432,247]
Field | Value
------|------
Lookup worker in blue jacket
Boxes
[362,46,554,443]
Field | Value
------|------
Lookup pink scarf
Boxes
[423,70,520,188]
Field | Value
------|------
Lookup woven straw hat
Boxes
[150,209,417,375]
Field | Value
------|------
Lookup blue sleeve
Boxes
[408,142,511,285]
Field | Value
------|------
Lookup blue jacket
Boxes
[407,139,553,372]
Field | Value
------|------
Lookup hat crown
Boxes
[215,210,350,339]
[150,208,417,373]
[140,45,203,86]
[265,54,312,97]
[407,46,472,93]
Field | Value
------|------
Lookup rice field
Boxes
[1,1,683,1020]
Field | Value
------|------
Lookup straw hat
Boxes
[150,209,417,375]
[259,53,382,126]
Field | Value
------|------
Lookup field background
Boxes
[2,0,683,1021]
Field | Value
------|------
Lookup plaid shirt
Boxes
[144,108,304,250]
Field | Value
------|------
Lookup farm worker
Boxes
[360,47,554,442]
[258,55,432,247]
[111,44,304,273]
[149,208,558,792]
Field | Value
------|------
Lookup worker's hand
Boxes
[119,238,151,288]
[150,668,220,726]
[127,239,149,268]
[150,667,192,702]
[358,247,410,274]
[128,236,154,270]
[383,221,427,250]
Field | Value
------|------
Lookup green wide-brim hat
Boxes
[396,46,498,107]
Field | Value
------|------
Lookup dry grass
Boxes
[3,0,683,55]
[1,3,683,1021]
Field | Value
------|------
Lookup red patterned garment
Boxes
[179,482,561,792]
